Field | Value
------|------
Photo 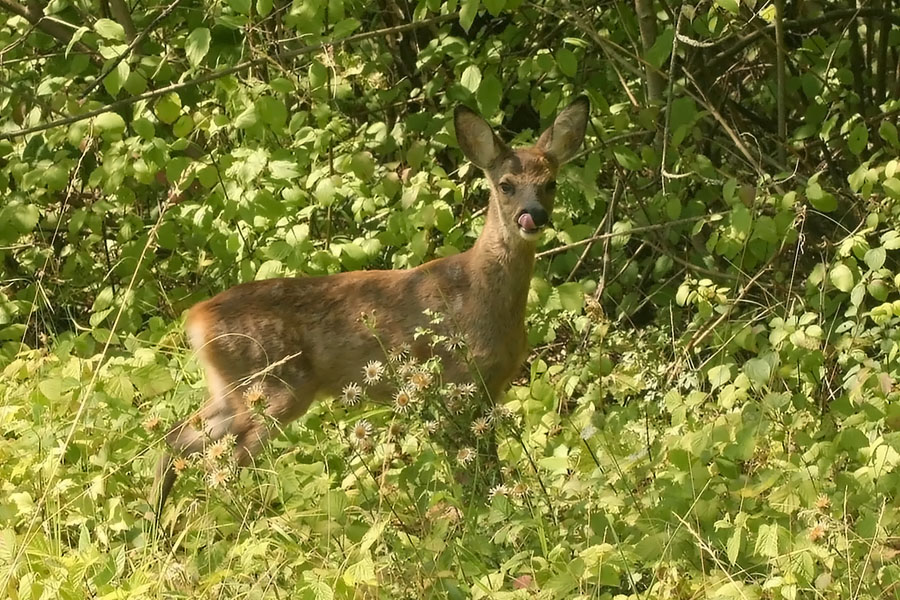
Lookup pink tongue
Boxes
[518,212,537,232]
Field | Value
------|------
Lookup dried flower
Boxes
[243,381,266,409]
[393,388,414,414]
[458,382,477,398]
[206,439,230,462]
[809,523,826,543]
[143,416,161,432]
[189,413,204,430]
[398,360,419,378]
[351,419,373,445]
[423,420,439,435]
[471,417,491,437]
[341,382,363,406]
[815,494,831,511]
[173,457,189,474]
[409,371,433,392]
[443,334,466,352]
[490,404,513,423]
[362,361,384,384]
[207,468,231,488]
[388,343,411,363]
[510,482,529,499]
[456,447,476,466]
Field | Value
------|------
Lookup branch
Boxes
[634,0,664,103]
[0,13,458,141]
[0,0,97,59]
[108,0,137,41]
[709,7,900,70]
[80,0,184,99]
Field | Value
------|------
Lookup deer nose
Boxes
[526,205,549,227]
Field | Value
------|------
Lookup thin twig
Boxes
[0,12,458,141]
[80,0,184,99]
[536,211,729,259]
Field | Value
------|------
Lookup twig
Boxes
[0,12,459,141]
[774,0,787,164]
[80,0,184,99]
[0,0,98,60]
[536,211,729,259]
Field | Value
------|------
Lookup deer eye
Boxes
[499,182,515,196]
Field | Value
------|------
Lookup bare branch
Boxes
[108,0,137,41]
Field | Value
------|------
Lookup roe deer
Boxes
[154,96,589,513]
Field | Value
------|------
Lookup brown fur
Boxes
[153,97,589,514]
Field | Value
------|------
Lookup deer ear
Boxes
[454,106,507,169]
[536,96,590,165]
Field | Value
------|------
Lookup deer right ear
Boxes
[454,106,506,169]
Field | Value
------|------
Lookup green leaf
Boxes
[333,18,360,38]
[830,263,854,292]
[645,28,674,68]
[257,0,273,16]
[556,48,577,78]
[155,93,182,124]
[66,26,89,57]
[865,247,886,271]
[557,282,584,312]
[483,0,504,16]
[39,378,63,401]
[726,528,741,564]
[708,364,732,389]
[806,181,836,212]
[256,259,284,280]
[883,177,900,200]
[879,121,899,148]
[613,147,642,170]
[185,28,211,68]
[460,65,482,93]
[234,105,259,129]
[743,358,770,386]
[93,112,126,134]
[459,0,479,32]
[477,74,502,116]
[94,18,126,41]
[754,524,779,558]
[715,0,739,13]
[848,122,868,155]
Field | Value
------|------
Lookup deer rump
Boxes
[154,96,589,517]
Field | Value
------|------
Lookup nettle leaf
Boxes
[754,523,780,558]
[830,264,854,292]
[186,28,211,68]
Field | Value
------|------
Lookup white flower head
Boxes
[393,388,414,414]
[351,419,373,445]
[362,360,384,384]
[341,382,363,406]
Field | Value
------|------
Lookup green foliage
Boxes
[2,0,900,598]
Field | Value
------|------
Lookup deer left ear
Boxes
[536,96,590,165]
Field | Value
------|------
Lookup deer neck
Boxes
[467,197,536,317]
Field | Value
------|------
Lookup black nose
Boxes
[527,205,549,227]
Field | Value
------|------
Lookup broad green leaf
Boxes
[186,28,211,68]
[461,64,482,93]
[459,0,479,32]
[93,112,126,134]
[830,264,854,292]
[880,121,899,148]
[645,27,674,68]
[848,122,868,155]
[806,181,836,212]
[743,358,770,385]
[883,177,900,200]
[234,105,259,129]
[94,18,125,40]
[708,364,732,389]
[715,0,739,13]
[754,524,779,558]
[613,147,641,170]
[333,18,360,38]
[155,93,182,124]
[865,247,886,271]
[483,0,504,16]
[556,48,577,78]
[557,282,584,312]
[257,0,273,16]
[477,74,502,116]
